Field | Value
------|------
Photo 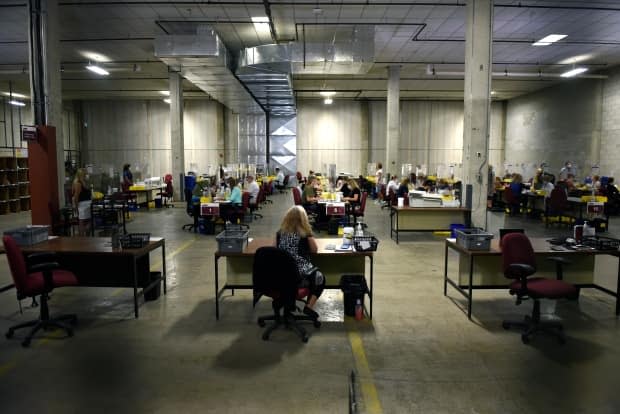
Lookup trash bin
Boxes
[340,274,368,317]
[144,271,161,301]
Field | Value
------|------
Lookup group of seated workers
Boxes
[301,175,363,220]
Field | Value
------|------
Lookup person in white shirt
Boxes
[275,167,285,185]
[246,175,260,205]
[374,162,383,200]
[387,175,399,197]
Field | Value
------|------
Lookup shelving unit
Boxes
[0,155,30,215]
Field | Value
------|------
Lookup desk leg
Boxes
[369,256,374,320]
[616,259,620,316]
[443,241,449,296]
[468,255,474,320]
[162,242,167,294]
[215,256,220,320]
[133,258,139,318]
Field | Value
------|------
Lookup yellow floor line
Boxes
[347,322,383,414]
[109,238,196,297]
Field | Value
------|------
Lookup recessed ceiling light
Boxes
[251,16,269,23]
[312,7,323,14]
[163,98,171,104]
[324,98,333,105]
[85,64,109,76]
[560,67,588,78]
[159,90,170,96]
[532,34,567,46]
[319,91,336,97]
[9,100,25,107]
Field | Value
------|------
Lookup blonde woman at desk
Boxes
[276,206,325,320]
[72,168,92,236]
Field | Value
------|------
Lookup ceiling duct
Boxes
[154,28,264,114]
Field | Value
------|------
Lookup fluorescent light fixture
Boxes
[532,34,567,46]
[251,16,269,23]
[2,91,28,99]
[80,51,111,62]
[491,91,496,95]
[163,98,171,104]
[9,100,25,107]
[319,91,336,97]
[159,90,170,96]
[558,54,591,65]
[324,98,333,105]
[560,67,588,78]
[85,64,109,76]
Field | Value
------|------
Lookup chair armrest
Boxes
[26,252,58,266]
[29,261,60,274]
[547,256,571,265]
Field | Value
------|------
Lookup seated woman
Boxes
[343,178,361,213]
[302,176,319,214]
[397,177,410,198]
[276,206,325,320]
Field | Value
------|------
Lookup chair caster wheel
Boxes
[21,339,31,347]
[313,320,321,328]
[262,332,270,341]
[302,335,309,343]
[521,334,530,344]
[502,322,510,330]
[6,330,14,339]
[258,320,266,327]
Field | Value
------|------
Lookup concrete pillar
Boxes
[169,71,184,199]
[386,65,400,179]
[462,0,493,228]
[28,0,64,206]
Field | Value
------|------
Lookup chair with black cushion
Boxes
[252,247,320,342]
[501,233,577,344]
[3,235,78,347]
[350,191,368,227]
[503,186,522,216]
[276,175,290,193]
[182,188,197,231]
[262,180,274,204]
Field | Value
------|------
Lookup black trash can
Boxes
[144,271,161,301]
[340,274,368,317]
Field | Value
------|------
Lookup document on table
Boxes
[336,244,352,251]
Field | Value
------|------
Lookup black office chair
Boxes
[182,188,197,232]
[253,247,320,342]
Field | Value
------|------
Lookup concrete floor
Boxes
[0,194,619,413]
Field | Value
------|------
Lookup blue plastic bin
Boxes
[450,224,466,238]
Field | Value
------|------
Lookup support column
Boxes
[28,0,63,224]
[169,71,184,200]
[463,0,493,228]
[386,66,400,179]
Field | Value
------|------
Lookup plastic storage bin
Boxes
[455,228,494,251]
[4,225,48,246]
[215,228,249,253]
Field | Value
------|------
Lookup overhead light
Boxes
[313,7,323,14]
[561,67,588,78]
[163,98,171,104]
[491,91,496,95]
[319,91,336,97]
[85,64,109,76]
[324,98,333,105]
[2,91,28,99]
[532,34,567,46]
[9,100,25,107]
[159,90,170,96]
[251,16,269,23]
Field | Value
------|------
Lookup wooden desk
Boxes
[22,237,166,318]
[127,186,165,209]
[214,238,374,320]
[443,237,620,319]
[390,206,471,243]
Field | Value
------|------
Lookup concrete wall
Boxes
[601,66,620,177]
[82,99,224,181]
[504,78,603,180]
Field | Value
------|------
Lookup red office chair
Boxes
[250,187,263,220]
[292,187,303,206]
[3,235,78,347]
[501,233,577,344]
[351,191,368,226]
[158,174,174,207]
[545,187,573,227]
[252,247,320,342]
[503,187,521,216]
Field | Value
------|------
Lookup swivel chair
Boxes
[182,188,197,231]
[249,188,263,220]
[3,235,78,347]
[501,233,577,344]
[158,175,174,207]
[252,247,320,342]
[350,191,368,227]
[545,187,573,227]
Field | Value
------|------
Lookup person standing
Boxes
[558,161,575,181]
[374,162,383,200]
[122,163,133,192]
[72,168,92,236]
[276,206,325,320]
